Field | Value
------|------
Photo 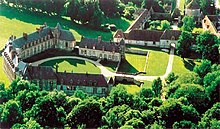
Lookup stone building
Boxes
[2,23,75,81]
[23,65,111,97]
[79,36,125,62]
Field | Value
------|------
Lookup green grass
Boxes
[142,80,152,89]
[40,58,101,74]
[119,53,146,73]
[125,45,169,76]
[179,0,185,15]
[0,57,10,87]
[100,60,118,72]
[120,80,153,94]
[172,55,201,75]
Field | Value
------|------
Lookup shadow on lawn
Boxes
[183,59,196,71]
[0,5,130,41]
[118,60,138,73]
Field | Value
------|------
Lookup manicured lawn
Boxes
[40,58,101,74]
[121,80,153,94]
[172,55,201,75]
[0,57,10,87]
[125,45,169,76]
[142,80,152,89]
[100,60,118,72]
[118,53,146,73]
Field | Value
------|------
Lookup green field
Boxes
[40,58,101,74]
[119,53,146,73]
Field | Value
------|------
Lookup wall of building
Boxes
[125,39,160,47]
[3,57,16,81]
[79,48,121,62]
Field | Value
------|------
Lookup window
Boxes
[104,54,107,59]
[108,55,111,59]
[153,41,156,45]
[81,50,84,54]
[38,45,40,52]
[112,55,115,60]
[102,88,106,93]
[66,42,68,48]
[99,54,102,58]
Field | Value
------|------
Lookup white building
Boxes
[79,36,125,62]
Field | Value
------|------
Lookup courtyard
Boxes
[40,58,101,74]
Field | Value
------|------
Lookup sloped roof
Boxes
[186,0,200,9]
[125,29,164,42]
[57,72,108,87]
[12,24,75,48]
[79,37,120,53]
[160,30,182,40]
[25,66,57,80]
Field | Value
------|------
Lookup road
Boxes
[31,48,175,82]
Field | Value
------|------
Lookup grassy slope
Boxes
[0,58,10,86]
[122,80,153,94]
[40,59,101,74]
[0,4,132,85]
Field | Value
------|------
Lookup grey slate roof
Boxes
[79,38,120,53]
[12,24,75,48]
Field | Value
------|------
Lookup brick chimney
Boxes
[98,36,102,43]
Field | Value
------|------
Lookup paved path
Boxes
[31,48,175,82]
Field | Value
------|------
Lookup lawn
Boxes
[119,80,153,94]
[172,55,201,75]
[40,58,101,74]
[100,60,118,72]
[118,53,146,73]
[125,45,169,76]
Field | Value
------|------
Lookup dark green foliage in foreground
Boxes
[0,63,219,128]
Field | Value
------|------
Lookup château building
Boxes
[2,23,76,81]
[79,36,125,62]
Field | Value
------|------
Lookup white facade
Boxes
[79,48,121,62]
[160,40,177,48]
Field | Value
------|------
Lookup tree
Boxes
[181,16,195,32]
[177,31,194,59]
[173,84,210,113]
[99,0,120,17]
[196,31,219,63]
[12,119,42,129]
[142,0,164,12]
[172,120,197,129]
[67,99,103,128]
[158,98,199,128]
[124,118,145,128]
[149,20,161,30]
[1,100,23,128]
[165,72,178,84]
[198,102,220,128]
[102,104,131,128]
[139,88,155,98]
[68,0,103,27]
[152,77,162,97]
[160,20,171,30]
[123,2,137,19]
[25,94,66,127]
[193,59,212,78]
[142,110,156,125]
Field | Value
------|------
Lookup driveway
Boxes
[31,48,175,82]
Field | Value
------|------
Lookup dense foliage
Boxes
[1,62,219,128]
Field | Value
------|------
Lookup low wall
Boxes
[125,48,148,55]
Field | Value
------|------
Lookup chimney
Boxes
[98,36,102,43]
[23,33,28,40]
